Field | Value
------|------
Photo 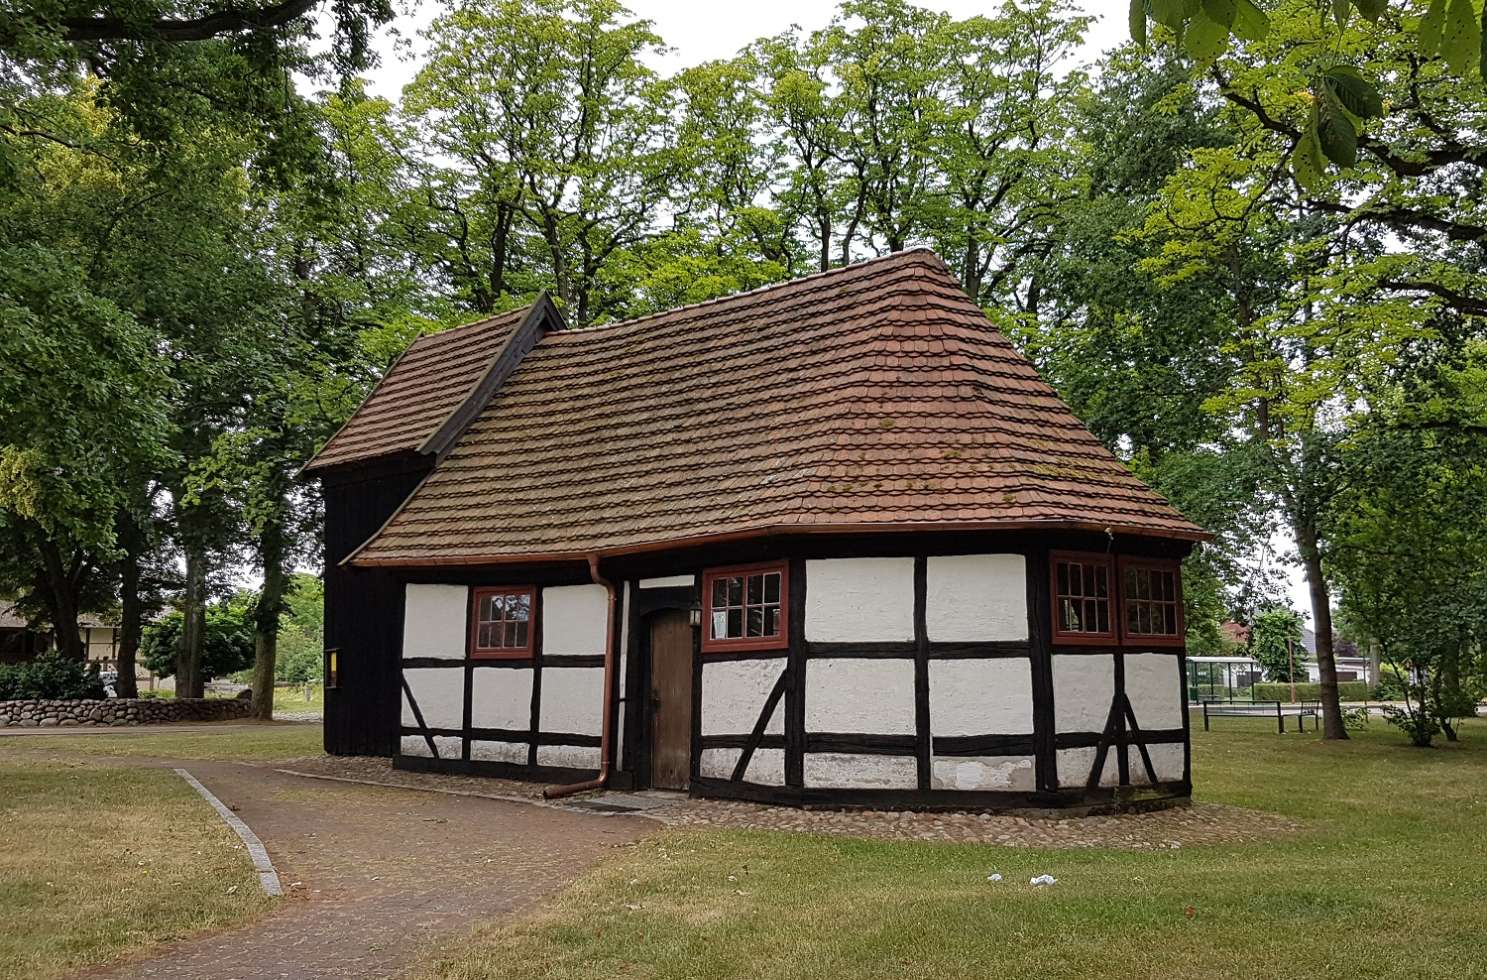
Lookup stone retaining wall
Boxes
[0,697,254,727]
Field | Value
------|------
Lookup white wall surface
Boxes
[804,558,915,642]
[470,740,528,764]
[538,666,604,736]
[702,659,786,735]
[541,584,608,656]
[1052,655,1115,732]
[401,668,464,729]
[803,752,917,789]
[403,585,469,659]
[399,734,461,759]
[1133,743,1185,784]
[805,658,916,734]
[1057,746,1119,788]
[470,669,534,731]
[927,659,1033,735]
[1124,653,1185,730]
[699,747,786,785]
[930,755,1035,792]
[536,744,600,770]
[924,554,1028,642]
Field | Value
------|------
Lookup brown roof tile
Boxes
[303,305,537,472]
[347,251,1207,565]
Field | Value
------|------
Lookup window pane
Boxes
[765,605,779,637]
[747,606,764,637]
[727,577,743,606]
[747,574,763,605]
[478,623,494,648]
[712,578,728,608]
[511,620,528,648]
[1059,597,1076,632]
[1095,599,1109,634]
[481,595,498,622]
[711,610,729,640]
[764,573,780,603]
[1057,562,1069,597]
[727,608,742,638]
[509,593,530,623]
[1094,566,1108,598]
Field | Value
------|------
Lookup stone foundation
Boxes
[0,697,254,727]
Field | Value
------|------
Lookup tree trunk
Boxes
[1295,522,1347,740]
[35,533,85,661]
[116,548,142,698]
[250,517,288,722]
[177,543,207,699]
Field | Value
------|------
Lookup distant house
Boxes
[0,603,171,690]
[304,251,1209,810]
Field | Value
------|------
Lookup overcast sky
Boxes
[323,0,1315,625]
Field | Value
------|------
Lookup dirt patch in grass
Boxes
[0,759,268,980]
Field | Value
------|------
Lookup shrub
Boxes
[0,654,107,700]
[1251,681,1373,702]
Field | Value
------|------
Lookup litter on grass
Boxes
[1029,874,1058,886]
[986,873,1003,882]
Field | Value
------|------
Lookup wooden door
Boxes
[649,610,694,790]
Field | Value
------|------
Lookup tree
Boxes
[1129,0,1486,177]
[1249,607,1306,681]
[141,593,256,685]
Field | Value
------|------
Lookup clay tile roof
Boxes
[347,250,1208,566]
[303,305,538,473]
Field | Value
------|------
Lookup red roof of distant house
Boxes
[337,251,1207,566]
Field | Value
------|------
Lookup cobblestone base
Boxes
[276,755,1299,849]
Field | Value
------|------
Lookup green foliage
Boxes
[1249,608,1306,681]
[0,653,105,700]
[275,573,323,685]
[1252,680,1373,700]
[1130,0,1482,177]
[140,596,255,683]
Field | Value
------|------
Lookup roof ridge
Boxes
[557,248,950,337]
[409,303,534,346]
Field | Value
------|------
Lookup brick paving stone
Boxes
[81,763,651,980]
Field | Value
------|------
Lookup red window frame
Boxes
[468,586,536,660]
[1117,557,1185,647]
[1050,551,1117,646]
[701,562,789,654]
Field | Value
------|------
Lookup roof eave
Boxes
[345,517,1213,569]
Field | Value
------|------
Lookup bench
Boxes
[1201,699,1320,734]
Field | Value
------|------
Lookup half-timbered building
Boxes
[303,250,1207,810]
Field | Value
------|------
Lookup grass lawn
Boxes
[3,721,324,762]
[0,758,271,980]
[411,717,1487,980]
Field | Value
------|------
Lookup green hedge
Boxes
[0,654,106,700]
[1251,681,1373,702]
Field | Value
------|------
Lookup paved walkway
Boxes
[79,762,651,980]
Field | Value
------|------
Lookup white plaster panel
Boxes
[1057,747,1120,788]
[538,666,604,736]
[925,554,1028,642]
[401,668,464,729]
[804,753,918,790]
[470,669,534,731]
[536,744,600,770]
[1125,653,1185,731]
[928,659,1033,736]
[698,747,786,785]
[639,575,695,589]
[1052,654,1115,732]
[617,583,631,764]
[399,735,431,757]
[805,658,916,734]
[398,734,460,759]
[470,740,528,764]
[1134,743,1186,785]
[930,756,1036,792]
[402,584,469,659]
[702,658,786,735]
[541,584,608,656]
[804,558,915,642]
